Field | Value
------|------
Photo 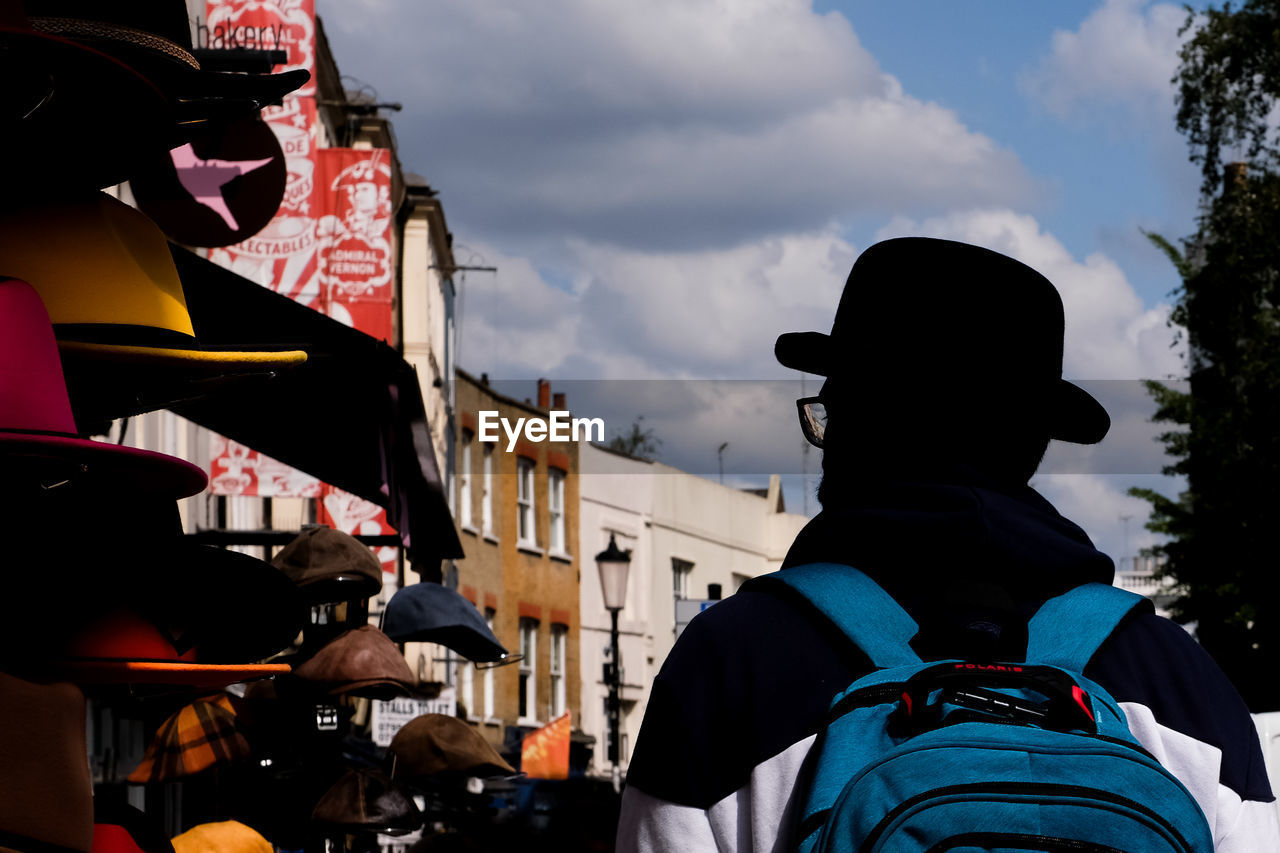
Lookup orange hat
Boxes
[170,821,272,853]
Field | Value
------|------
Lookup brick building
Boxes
[452,369,585,764]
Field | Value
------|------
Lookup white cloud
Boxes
[1033,473,1173,565]
[876,209,1185,379]
[323,0,1038,250]
[1019,0,1187,121]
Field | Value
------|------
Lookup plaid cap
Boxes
[127,694,251,783]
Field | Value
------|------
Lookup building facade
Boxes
[578,443,810,778]
[451,370,584,762]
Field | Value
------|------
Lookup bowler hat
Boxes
[0,193,307,419]
[775,237,1110,444]
[388,714,515,782]
[0,673,93,853]
[0,278,207,497]
[294,625,417,698]
[311,768,423,836]
[272,526,385,604]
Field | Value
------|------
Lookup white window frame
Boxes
[459,438,473,529]
[518,617,538,724]
[548,468,566,555]
[481,446,494,537]
[550,623,567,718]
[516,458,536,547]
[483,608,496,719]
[672,558,693,600]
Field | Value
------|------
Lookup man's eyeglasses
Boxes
[796,396,828,448]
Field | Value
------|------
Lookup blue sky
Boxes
[323,0,1210,563]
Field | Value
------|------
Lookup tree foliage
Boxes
[1131,0,1280,709]
[606,416,662,460]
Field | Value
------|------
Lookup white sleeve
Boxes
[1120,701,1280,852]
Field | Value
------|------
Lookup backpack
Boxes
[766,563,1214,853]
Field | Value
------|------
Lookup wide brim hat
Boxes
[293,625,417,698]
[272,526,386,605]
[388,714,515,782]
[384,583,508,663]
[0,673,93,853]
[311,768,423,836]
[0,278,207,497]
[0,191,307,366]
[17,2,310,111]
[775,237,1110,444]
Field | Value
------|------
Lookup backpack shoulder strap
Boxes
[762,563,922,669]
[1025,582,1153,671]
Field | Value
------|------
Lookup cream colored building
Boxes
[578,443,810,778]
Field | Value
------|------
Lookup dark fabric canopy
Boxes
[169,246,462,574]
[383,583,508,663]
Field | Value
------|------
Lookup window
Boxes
[481,446,494,535]
[483,608,496,718]
[550,624,567,718]
[548,469,566,554]
[460,656,474,717]
[516,458,536,546]
[518,617,538,722]
[672,558,693,600]
[459,436,473,528]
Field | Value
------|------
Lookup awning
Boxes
[168,246,462,574]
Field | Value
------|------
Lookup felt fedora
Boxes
[384,583,508,663]
[294,625,417,699]
[388,714,515,782]
[0,192,307,375]
[0,672,93,853]
[775,237,1110,444]
[0,488,305,686]
[0,278,207,497]
[272,526,385,605]
[311,768,423,836]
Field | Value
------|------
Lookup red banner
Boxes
[314,148,395,342]
[521,713,572,780]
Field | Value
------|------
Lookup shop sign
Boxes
[371,690,458,747]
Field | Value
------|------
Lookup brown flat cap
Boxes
[0,672,93,852]
[311,768,422,836]
[294,625,416,698]
[271,526,384,604]
[389,714,515,781]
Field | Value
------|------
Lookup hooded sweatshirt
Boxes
[617,478,1277,852]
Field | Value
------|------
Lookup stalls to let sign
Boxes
[370,690,458,747]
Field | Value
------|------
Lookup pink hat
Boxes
[0,278,206,497]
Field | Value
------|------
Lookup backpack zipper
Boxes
[851,782,1194,853]
[924,832,1124,852]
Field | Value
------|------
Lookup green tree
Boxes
[606,416,662,460]
[1131,0,1280,709]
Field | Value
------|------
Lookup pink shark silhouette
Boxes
[170,144,274,231]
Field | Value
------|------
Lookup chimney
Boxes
[552,391,566,410]
[480,372,489,386]
[537,378,550,410]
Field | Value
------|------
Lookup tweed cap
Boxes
[293,625,416,698]
[271,526,384,604]
[311,768,422,836]
[389,714,515,781]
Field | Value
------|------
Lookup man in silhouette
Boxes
[616,238,1278,852]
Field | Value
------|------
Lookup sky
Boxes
[320,0,1211,565]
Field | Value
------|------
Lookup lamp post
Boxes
[596,533,631,793]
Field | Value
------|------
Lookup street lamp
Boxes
[596,533,631,792]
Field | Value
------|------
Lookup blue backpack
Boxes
[768,563,1214,853]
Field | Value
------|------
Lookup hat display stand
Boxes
[0,5,322,848]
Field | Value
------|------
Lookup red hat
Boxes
[0,278,206,497]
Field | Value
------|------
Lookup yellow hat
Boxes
[0,192,307,370]
[171,821,272,853]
